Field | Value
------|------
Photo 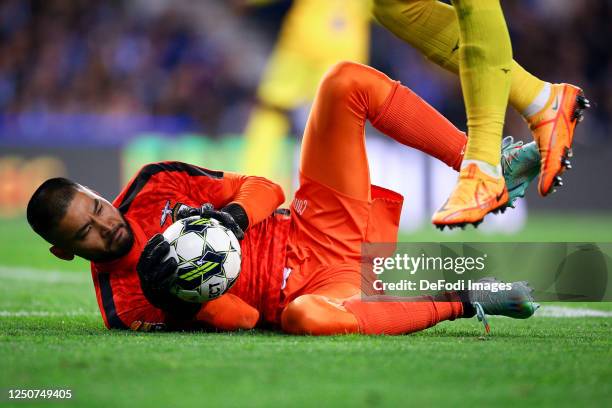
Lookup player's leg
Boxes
[451,0,512,168]
[299,60,541,227]
[280,281,465,336]
[281,277,539,336]
[243,0,370,197]
[300,61,468,200]
[343,277,538,335]
[372,0,590,197]
[429,0,513,228]
[281,263,463,336]
[243,103,291,179]
[372,0,545,115]
[281,283,361,335]
[286,62,470,290]
[243,48,304,195]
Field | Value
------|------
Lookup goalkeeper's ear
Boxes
[50,245,75,261]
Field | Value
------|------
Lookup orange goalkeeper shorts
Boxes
[281,172,404,305]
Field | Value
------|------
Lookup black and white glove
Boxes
[136,234,200,318]
[174,203,247,240]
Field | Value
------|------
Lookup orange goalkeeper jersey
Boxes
[91,161,289,330]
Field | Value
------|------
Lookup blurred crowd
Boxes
[0,0,610,141]
[0,0,269,134]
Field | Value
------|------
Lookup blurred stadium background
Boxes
[1,2,611,406]
[0,0,611,237]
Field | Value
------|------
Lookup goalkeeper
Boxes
[27,62,540,335]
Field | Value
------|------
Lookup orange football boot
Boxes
[432,164,509,230]
[527,83,590,196]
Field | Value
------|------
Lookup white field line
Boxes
[0,266,97,317]
[0,266,611,318]
[0,265,89,284]
[2,306,611,319]
[1,307,611,319]
[535,305,612,318]
[0,310,97,317]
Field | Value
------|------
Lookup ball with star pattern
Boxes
[162,216,242,302]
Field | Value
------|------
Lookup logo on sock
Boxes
[451,39,459,53]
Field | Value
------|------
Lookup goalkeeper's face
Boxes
[51,188,134,263]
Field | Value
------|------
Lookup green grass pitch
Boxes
[1,214,611,407]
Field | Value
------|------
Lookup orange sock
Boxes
[343,292,464,335]
[372,83,467,171]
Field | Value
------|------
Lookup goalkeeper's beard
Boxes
[95,218,135,263]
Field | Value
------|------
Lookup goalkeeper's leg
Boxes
[300,61,539,210]
[280,276,538,335]
[300,61,468,201]
[281,281,464,335]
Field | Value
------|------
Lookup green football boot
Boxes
[501,136,541,208]
[466,277,540,334]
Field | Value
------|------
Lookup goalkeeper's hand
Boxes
[137,234,201,318]
[174,203,246,240]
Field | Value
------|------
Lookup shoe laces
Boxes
[501,136,524,171]
[474,302,491,334]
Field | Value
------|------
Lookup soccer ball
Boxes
[162,216,241,302]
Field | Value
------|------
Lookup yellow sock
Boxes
[510,63,545,114]
[451,0,511,165]
[243,105,290,179]
[372,0,545,116]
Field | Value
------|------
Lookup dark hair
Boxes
[27,177,81,242]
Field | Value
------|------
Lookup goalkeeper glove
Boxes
[174,203,246,240]
[136,234,201,318]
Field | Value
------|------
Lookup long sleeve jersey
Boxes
[91,162,291,330]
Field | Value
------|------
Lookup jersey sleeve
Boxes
[177,166,286,228]
[116,162,285,230]
[193,294,260,331]
[118,294,259,332]
[129,294,259,332]
[216,172,286,229]
[93,269,166,330]
[94,267,258,332]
